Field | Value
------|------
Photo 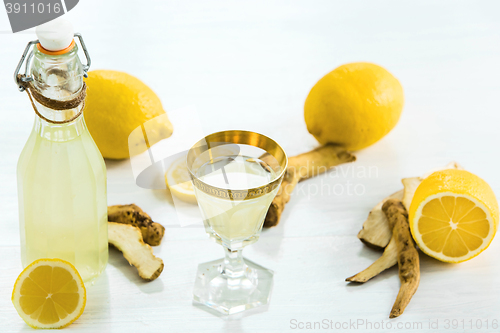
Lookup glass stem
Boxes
[221,246,246,280]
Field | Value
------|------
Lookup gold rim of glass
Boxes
[186,130,288,200]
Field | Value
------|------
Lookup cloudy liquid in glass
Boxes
[194,155,278,245]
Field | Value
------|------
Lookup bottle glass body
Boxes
[17,45,108,282]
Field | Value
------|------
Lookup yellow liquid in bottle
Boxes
[17,117,108,282]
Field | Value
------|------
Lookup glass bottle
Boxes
[15,19,108,282]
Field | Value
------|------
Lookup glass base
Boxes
[193,257,274,315]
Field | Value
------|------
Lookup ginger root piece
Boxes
[264,144,356,228]
[401,177,421,211]
[358,162,463,249]
[346,235,397,283]
[108,222,164,281]
[357,190,403,250]
[382,199,420,319]
[108,204,165,246]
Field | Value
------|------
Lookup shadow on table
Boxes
[108,246,165,294]
[81,271,111,324]
[253,200,289,262]
[417,252,462,272]
[192,301,270,326]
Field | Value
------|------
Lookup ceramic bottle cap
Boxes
[36,18,74,51]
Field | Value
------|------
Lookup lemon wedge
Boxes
[165,156,197,204]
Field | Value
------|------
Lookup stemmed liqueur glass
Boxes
[187,130,287,314]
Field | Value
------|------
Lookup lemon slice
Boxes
[165,156,197,204]
[409,169,499,263]
[12,259,86,329]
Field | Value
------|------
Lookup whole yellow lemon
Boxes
[84,70,173,159]
[304,62,404,150]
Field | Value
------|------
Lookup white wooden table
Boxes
[1,1,500,332]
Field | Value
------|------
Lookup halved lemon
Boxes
[165,156,197,204]
[12,259,86,329]
[409,169,499,263]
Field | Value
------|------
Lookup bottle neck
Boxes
[30,43,84,124]
[33,101,84,123]
[34,112,85,142]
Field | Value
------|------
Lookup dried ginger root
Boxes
[108,204,165,246]
[358,162,462,249]
[382,199,420,318]
[401,177,420,212]
[264,144,356,227]
[108,222,164,281]
[357,190,403,250]
[346,235,397,283]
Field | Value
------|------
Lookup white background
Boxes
[1,1,500,332]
